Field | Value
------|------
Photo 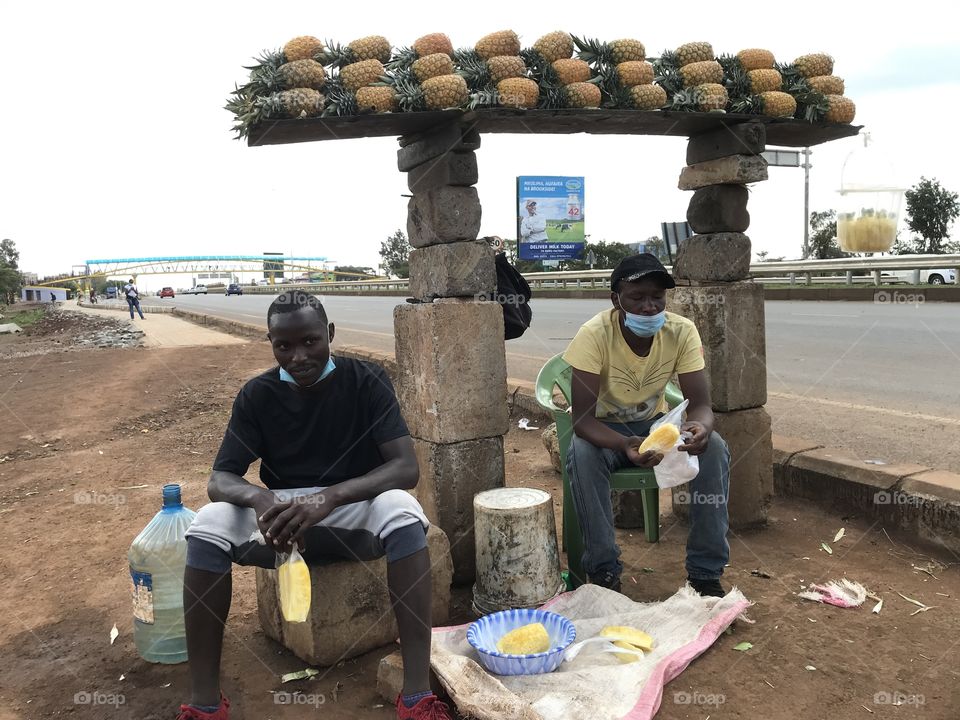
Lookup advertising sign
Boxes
[517,176,585,260]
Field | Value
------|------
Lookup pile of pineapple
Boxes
[226,31,856,138]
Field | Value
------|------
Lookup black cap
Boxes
[610,254,675,292]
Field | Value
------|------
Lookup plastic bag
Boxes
[648,400,699,489]
[277,545,311,623]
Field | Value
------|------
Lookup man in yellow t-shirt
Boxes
[563,254,730,596]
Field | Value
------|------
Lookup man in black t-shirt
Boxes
[179,291,450,720]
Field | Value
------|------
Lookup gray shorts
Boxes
[184,487,429,573]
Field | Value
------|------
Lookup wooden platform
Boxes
[247,108,861,148]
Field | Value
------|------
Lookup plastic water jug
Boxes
[128,484,196,663]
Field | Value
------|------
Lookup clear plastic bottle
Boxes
[128,484,196,663]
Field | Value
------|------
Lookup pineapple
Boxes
[340,59,385,92]
[694,83,728,111]
[356,85,396,113]
[278,59,327,90]
[808,75,845,95]
[496,623,550,655]
[322,36,391,67]
[488,55,527,84]
[412,53,454,82]
[566,82,601,108]
[475,30,521,60]
[825,94,855,123]
[573,36,645,67]
[421,74,469,109]
[283,36,325,62]
[793,53,834,78]
[552,58,592,85]
[736,48,775,71]
[616,60,654,87]
[759,90,796,117]
[628,83,667,110]
[497,77,539,108]
[748,68,782,93]
[533,31,574,62]
[269,89,323,118]
[676,42,714,66]
[414,33,454,58]
[680,60,723,87]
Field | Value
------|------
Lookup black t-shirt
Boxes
[213,357,409,489]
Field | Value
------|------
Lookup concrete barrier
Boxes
[172,311,960,557]
[78,300,174,313]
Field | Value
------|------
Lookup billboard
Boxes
[517,176,585,260]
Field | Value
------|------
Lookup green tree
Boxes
[756,250,769,262]
[566,240,634,270]
[808,210,845,259]
[501,239,543,273]
[641,236,667,263]
[0,239,21,304]
[904,177,959,254]
[378,230,410,278]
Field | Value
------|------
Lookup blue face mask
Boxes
[621,309,666,338]
[279,357,336,387]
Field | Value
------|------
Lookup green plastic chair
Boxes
[535,353,683,587]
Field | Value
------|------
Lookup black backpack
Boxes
[494,253,533,340]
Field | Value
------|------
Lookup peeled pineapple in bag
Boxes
[278,546,311,623]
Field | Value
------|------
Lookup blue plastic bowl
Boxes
[467,608,576,676]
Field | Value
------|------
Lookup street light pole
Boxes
[802,146,812,259]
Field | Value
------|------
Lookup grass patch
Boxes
[1,306,47,329]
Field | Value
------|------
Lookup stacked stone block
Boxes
[669,121,772,527]
[395,123,509,582]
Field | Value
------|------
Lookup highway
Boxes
[154,293,960,470]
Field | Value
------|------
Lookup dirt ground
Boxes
[1,309,958,719]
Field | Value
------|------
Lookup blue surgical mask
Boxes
[279,357,336,387]
[622,309,666,338]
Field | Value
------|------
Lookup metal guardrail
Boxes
[239,255,960,293]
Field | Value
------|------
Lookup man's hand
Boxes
[260,492,334,551]
[679,421,710,455]
[251,492,290,543]
[622,436,663,468]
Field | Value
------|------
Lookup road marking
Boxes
[335,327,396,339]
[789,313,860,318]
[768,391,960,426]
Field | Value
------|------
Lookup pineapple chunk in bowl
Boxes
[467,608,576,676]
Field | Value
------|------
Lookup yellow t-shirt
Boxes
[563,309,705,422]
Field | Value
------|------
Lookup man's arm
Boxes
[677,369,714,455]
[261,435,419,549]
[570,368,662,468]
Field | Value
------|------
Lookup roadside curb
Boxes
[77,300,174,313]
[174,310,960,556]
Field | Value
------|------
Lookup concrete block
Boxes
[771,434,823,491]
[407,151,478,193]
[686,122,766,165]
[901,470,960,504]
[715,407,774,528]
[408,241,495,300]
[256,525,453,667]
[412,436,505,584]
[667,282,766,411]
[376,651,445,703]
[672,233,752,282]
[892,471,960,558]
[398,123,477,172]
[407,186,483,248]
[686,185,750,233]
[679,155,768,191]
[393,300,509,444]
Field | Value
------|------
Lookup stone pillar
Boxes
[395,124,508,583]
[668,121,772,527]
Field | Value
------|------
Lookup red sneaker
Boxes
[176,694,230,720]
[395,693,453,720]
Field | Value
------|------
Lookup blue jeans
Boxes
[566,417,730,581]
[127,297,144,319]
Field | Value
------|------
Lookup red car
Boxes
[159,287,175,298]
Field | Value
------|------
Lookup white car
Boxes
[887,269,956,285]
[181,285,208,295]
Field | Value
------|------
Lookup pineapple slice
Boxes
[496,622,551,654]
[600,625,655,651]
[611,640,644,663]
[638,424,681,454]
[278,550,311,623]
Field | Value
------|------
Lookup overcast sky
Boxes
[3,1,959,281]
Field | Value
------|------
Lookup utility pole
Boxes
[802,146,812,259]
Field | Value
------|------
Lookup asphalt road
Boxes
[155,293,960,470]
